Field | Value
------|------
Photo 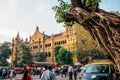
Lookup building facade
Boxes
[12,23,100,63]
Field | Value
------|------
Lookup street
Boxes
[2,74,80,80]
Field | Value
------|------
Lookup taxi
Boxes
[80,60,119,80]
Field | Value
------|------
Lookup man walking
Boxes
[40,65,56,80]
[68,65,73,80]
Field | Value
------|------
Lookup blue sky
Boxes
[100,0,120,11]
[0,0,120,43]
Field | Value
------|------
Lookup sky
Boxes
[0,0,120,43]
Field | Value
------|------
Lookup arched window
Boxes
[31,47,32,50]
[58,41,60,45]
[48,52,51,57]
[40,44,42,48]
[45,52,47,57]
[39,38,41,42]
[55,42,56,45]
[33,45,38,49]
[64,40,66,44]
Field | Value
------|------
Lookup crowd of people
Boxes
[60,65,79,80]
[21,64,79,80]
[0,64,80,80]
[0,67,16,80]
[21,65,56,80]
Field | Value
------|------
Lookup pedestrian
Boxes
[40,65,56,80]
[60,66,64,77]
[40,66,48,79]
[49,66,56,80]
[21,69,32,80]
[32,68,35,76]
[35,67,39,75]
[60,66,67,77]
[27,66,32,75]
[39,67,42,78]
[68,65,73,80]
[2,68,7,79]
[73,66,77,80]
[63,66,67,77]
[9,68,15,80]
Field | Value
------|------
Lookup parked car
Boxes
[79,60,120,80]
[79,66,87,79]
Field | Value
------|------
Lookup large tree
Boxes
[54,46,73,64]
[77,49,107,64]
[59,47,73,64]
[34,52,46,62]
[19,43,32,64]
[0,42,11,66]
[0,42,11,59]
[54,46,62,62]
[53,0,120,70]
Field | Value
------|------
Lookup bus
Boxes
[28,61,57,67]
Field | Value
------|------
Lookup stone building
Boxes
[11,23,100,63]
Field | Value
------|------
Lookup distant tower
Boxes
[15,32,20,42]
[35,26,39,32]
[25,38,29,44]
[11,32,22,66]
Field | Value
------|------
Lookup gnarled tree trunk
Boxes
[68,0,120,71]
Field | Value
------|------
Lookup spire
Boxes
[25,38,28,42]
[15,32,20,41]
[35,26,39,32]
[29,35,31,39]
[16,32,20,38]
[21,38,23,42]
[12,37,14,41]
[12,37,14,43]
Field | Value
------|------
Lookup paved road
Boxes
[2,74,80,80]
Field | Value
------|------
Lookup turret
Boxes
[15,32,20,41]
[21,38,23,42]
[35,26,39,32]
[25,38,28,42]
[12,37,14,43]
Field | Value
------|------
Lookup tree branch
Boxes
[71,0,83,8]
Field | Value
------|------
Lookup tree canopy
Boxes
[34,52,46,62]
[77,49,107,64]
[54,46,62,62]
[19,43,32,64]
[54,46,73,65]
[0,42,12,66]
[54,0,120,71]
